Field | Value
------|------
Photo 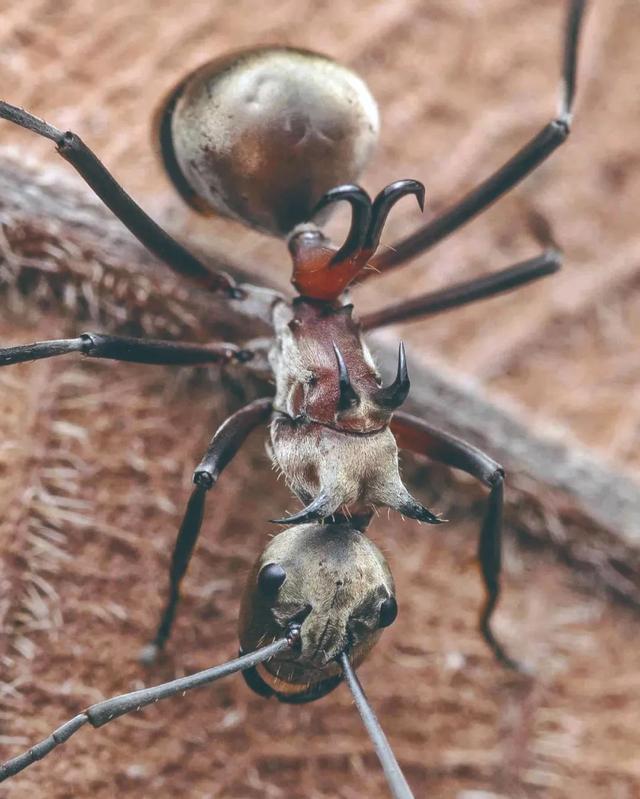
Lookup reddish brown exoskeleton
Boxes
[0,3,588,796]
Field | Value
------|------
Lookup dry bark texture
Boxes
[0,1,639,798]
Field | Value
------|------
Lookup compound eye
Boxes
[378,596,398,628]
[258,563,287,597]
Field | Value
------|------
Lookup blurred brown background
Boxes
[1,1,639,797]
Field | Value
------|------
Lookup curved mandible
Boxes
[312,184,372,265]
[365,179,425,252]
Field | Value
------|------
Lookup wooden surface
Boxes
[1,1,639,797]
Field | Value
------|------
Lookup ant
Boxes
[0,2,587,796]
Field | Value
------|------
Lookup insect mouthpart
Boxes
[290,179,425,300]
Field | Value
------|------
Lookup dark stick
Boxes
[0,332,251,367]
[391,412,518,669]
[359,0,587,277]
[140,482,209,663]
[193,398,273,482]
[0,638,292,782]
[0,101,239,296]
[145,398,273,659]
[360,250,560,330]
[339,652,415,799]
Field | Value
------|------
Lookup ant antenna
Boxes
[0,636,296,782]
[339,652,415,799]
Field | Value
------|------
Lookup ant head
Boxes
[238,523,396,702]
[156,47,379,236]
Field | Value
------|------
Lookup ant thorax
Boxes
[269,297,385,432]
[267,297,439,525]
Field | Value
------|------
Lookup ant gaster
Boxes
[0,3,588,797]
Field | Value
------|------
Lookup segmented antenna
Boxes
[339,652,415,799]
[0,636,296,782]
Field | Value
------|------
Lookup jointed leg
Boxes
[0,332,253,367]
[0,102,239,296]
[142,398,272,661]
[391,411,518,669]
[359,0,587,278]
[360,248,560,330]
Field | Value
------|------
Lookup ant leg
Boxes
[391,411,520,670]
[142,398,272,663]
[0,332,254,367]
[0,102,240,296]
[360,248,560,330]
[358,0,587,280]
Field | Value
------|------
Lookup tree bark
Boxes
[2,153,639,604]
